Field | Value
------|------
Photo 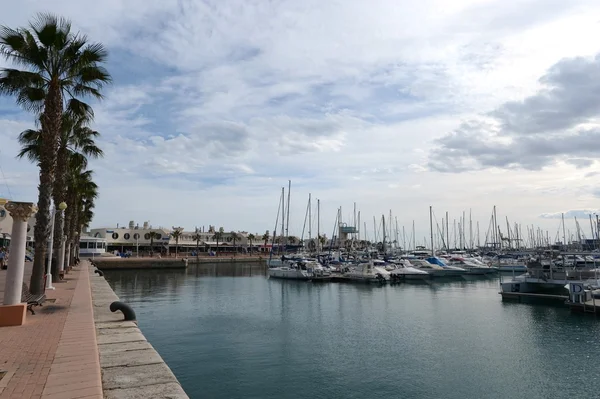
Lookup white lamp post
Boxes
[56,202,67,277]
[46,201,67,287]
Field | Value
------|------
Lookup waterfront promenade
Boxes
[0,262,102,399]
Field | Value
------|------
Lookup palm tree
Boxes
[192,227,202,260]
[171,227,183,258]
[318,235,327,250]
[247,233,256,254]
[212,227,224,257]
[18,112,103,266]
[148,231,158,257]
[287,236,297,245]
[230,232,240,257]
[0,14,110,294]
[64,162,97,265]
[262,231,269,254]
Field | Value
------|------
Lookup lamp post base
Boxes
[45,273,56,290]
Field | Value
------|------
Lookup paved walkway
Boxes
[0,262,102,399]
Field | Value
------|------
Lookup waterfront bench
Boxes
[21,282,46,315]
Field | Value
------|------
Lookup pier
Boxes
[91,255,266,270]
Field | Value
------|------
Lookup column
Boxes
[3,202,37,305]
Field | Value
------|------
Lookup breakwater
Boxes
[89,266,189,398]
[91,256,266,270]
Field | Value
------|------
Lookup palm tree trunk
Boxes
[30,83,63,295]
[216,240,219,256]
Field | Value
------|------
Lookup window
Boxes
[133,233,140,240]
[112,233,119,239]
[156,234,162,239]
[144,233,150,240]
[124,233,130,240]
[90,242,97,249]
[80,242,88,249]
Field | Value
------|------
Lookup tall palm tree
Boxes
[230,231,239,257]
[212,227,224,257]
[66,155,97,263]
[0,14,110,294]
[247,233,256,254]
[192,227,202,260]
[262,231,269,254]
[148,231,158,257]
[18,113,103,266]
[171,227,183,259]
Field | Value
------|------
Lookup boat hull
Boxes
[268,268,312,280]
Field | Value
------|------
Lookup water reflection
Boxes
[104,263,600,399]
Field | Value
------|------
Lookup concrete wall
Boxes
[89,266,189,398]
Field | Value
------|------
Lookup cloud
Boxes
[2,0,600,238]
[539,210,599,219]
[430,53,600,172]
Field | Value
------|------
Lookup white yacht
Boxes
[389,260,431,280]
[447,257,496,275]
[344,260,390,283]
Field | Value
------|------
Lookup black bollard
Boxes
[94,269,104,276]
[109,301,137,321]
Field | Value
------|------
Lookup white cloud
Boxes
[1,0,600,243]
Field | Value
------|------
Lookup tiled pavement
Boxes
[0,262,102,398]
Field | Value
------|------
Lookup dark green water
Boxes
[105,264,600,399]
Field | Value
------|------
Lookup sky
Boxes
[2,0,600,246]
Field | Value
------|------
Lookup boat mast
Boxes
[446,211,449,252]
[358,211,361,242]
[308,193,312,243]
[429,206,434,256]
[469,209,473,250]
[412,220,415,251]
[561,212,566,250]
[285,180,291,248]
[492,206,498,251]
[317,199,320,252]
[382,215,386,254]
[402,225,406,253]
[280,187,285,253]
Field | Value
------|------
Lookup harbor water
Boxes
[104,263,600,399]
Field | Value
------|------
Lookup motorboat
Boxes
[447,257,496,275]
[343,260,390,283]
[425,257,466,276]
[389,260,430,281]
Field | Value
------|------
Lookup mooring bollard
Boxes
[109,301,137,321]
[94,269,104,276]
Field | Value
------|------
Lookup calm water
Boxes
[105,264,600,399]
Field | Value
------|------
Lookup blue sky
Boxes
[2,0,600,245]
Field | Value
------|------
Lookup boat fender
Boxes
[94,269,104,277]
[110,301,137,321]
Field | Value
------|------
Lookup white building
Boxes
[89,221,265,255]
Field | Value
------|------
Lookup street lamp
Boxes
[46,202,67,289]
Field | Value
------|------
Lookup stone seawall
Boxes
[89,267,189,398]
[92,256,266,270]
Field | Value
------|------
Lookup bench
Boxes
[21,282,46,315]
